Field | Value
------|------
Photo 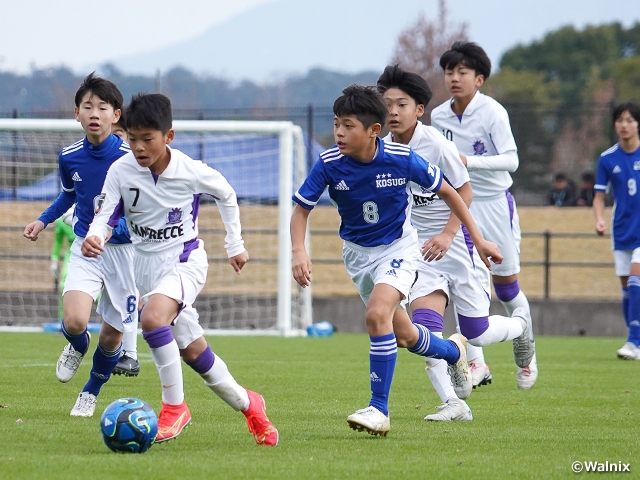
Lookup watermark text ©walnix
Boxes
[572,461,631,473]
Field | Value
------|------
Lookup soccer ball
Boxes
[100,398,158,453]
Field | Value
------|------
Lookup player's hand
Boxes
[292,249,312,288]
[81,236,105,258]
[24,220,45,241]
[49,261,59,279]
[476,239,503,270]
[595,219,606,236]
[421,232,454,262]
[229,250,249,274]
[459,154,467,167]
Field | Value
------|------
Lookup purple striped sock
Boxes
[142,326,174,349]
[185,345,215,374]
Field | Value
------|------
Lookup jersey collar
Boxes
[448,91,482,117]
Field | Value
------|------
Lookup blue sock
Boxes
[61,322,90,355]
[368,333,396,416]
[83,343,122,396]
[622,287,630,328]
[626,277,640,346]
[410,323,460,364]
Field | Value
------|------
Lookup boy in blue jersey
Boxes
[594,101,640,360]
[23,73,137,417]
[291,85,502,436]
[110,112,141,377]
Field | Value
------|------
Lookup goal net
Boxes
[0,119,312,336]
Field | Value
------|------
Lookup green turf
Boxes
[1,333,638,479]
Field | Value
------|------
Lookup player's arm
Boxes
[462,108,519,172]
[436,181,502,269]
[593,157,610,236]
[83,169,121,257]
[291,205,312,287]
[196,162,247,273]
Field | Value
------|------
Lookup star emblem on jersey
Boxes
[634,161,640,171]
[335,180,349,191]
[473,140,487,155]
[72,172,82,182]
[166,208,183,225]
[376,174,407,188]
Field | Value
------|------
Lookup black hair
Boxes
[612,101,640,127]
[439,41,491,79]
[74,72,123,111]
[554,172,567,182]
[125,93,173,133]
[376,64,433,107]
[333,84,387,128]
[580,171,595,183]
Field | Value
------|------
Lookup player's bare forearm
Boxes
[593,191,606,236]
[23,220,45,241]
[81,236,105,258]
[229,250,249,274]
[291,205,312,287]
[440,181,472,238]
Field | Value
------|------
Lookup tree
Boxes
[390,0,468,113]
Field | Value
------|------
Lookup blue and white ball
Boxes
[100,398,158,453]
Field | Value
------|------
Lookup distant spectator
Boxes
[548,172,577,206]
[576,170,595,206]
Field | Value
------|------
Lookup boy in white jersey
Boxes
[82,93,278,446]
[594,101,640,360]
[292,85,503,436]
[431,42,538,389]
[377,65,533,420]
[23,73,138,417]
[110,111,141,377]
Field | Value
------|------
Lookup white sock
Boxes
[122,318,138,360]
[466,344,485,365]
[150,340,184,405]
[500,290,531,317]
[469,314,524,346]
[202,355,249,411]
[424,332,457,403]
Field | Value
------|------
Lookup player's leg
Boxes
[113,307,140,377]
[619,249,640,359]
[175,312,278,446]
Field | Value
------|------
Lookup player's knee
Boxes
[364,307,392,333]
[62,313,88,334]
[139,308,169,332]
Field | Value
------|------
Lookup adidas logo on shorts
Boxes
[385,269,397,277]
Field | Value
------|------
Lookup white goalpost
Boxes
[0,118,312,336]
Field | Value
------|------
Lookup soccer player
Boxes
[23,73,137,416]
[50,206,76,321]
[431,42,538,389]
[594,101,640,360]
[82,93,279,446]
[110,110,141,377]
[291,85,502,436]
[377,65,534,420]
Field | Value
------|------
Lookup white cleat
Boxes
[617,342,640,360]
[447,333,473,400]
[347,406,390,437]
[56,332,91,383]
[70,391,97,417]
[425,397,473,422]
[517,354,538,389]
[512,308,535,368]
[470,362,492,389]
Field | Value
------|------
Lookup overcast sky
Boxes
[2,0,639,80]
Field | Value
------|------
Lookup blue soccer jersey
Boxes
[595,143,640,250]
[293,139,442,247]
[38,134,131,244]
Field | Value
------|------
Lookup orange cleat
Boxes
[156,401,191,443]
[243,390,279,446]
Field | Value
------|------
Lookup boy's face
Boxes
[127,127,174,170]
[112,125,128,141]
[74,92,120,143]
[444,63,484,99]
[333,115,380,159]
[615,110,639,142]
[383,88,424,139]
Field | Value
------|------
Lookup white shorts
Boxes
[343,231,420,305]
[410,228,491,316]
[63,237,137,333]
[135,239,207,349]
[613,248,640,276]
[470,191,521,277]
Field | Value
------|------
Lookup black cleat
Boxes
[113,353,140,377]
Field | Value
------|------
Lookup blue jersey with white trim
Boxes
[293,138,442,247]
[595,143,640,250]
[38,134,131,244]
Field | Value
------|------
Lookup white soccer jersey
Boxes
[431,92,518,197]
[87,147,245,257]
[383,121,468,232]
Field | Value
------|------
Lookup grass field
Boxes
[1,332,638,479]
